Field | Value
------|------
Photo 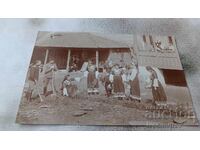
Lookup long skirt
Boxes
[67,85,78,98]
[87,71,98,89]
[130,75,141,100]
[113,75,125,94]
[152,81,167,101]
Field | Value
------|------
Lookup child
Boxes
[61,75,78,98]
[62,75,71,96]
[105,73,113,97]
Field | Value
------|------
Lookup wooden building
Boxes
[31,32,135,71]
[135,35,183,70]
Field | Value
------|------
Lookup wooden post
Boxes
[66,49,71,72]
[39,48,49,88]
[42,49,49,76]
[96,50,99,70]
[44,49,49,66]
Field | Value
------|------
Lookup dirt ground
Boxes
[16,91,198,126]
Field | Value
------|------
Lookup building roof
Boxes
[35,31,134,48]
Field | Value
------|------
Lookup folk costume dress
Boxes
[87,64,99,94]
[112,67,125,98]
[149,70,167,102]
[129,67,141,101]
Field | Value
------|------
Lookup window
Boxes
[149,35,154,48]
[162,69,187,86]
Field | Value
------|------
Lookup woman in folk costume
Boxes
[87,60,99,95]
[112,64,125,100]
[128,63,141,102]
[146,66,167,103]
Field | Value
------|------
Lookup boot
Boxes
[43,87,47,97]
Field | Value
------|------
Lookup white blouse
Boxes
[129,69,137,81]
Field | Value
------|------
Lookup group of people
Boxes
[85,59,141,101]
[25,59,58,101]
[25,58,167,104]
[85,59,167,103]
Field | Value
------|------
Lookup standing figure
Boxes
[43,60,58,96]
[146,66,167,103]
[62,75,71,96]
[112,64,125,100]
[61,75,78,98]
[25,60,42,101]
[69,56,79,72]
[102,68,113,97]
[87,60,99,95]
[69,62,78,72]
[105,76,112,97]
[128,63,141,102]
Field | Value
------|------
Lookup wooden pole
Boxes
[66,49,71,72]
[44,49,49,66]
[42,49,49,76]
[96,50,99,70]
[40,49,49,93]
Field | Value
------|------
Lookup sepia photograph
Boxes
[16,32,198,125]
[1,1,200,149]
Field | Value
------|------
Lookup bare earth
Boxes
[16,92,198,126]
